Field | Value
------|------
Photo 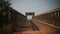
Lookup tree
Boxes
[0,0,11,27]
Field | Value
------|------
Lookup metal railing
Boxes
[36,9,60,27]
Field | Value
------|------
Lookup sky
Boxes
[11,0,60,16]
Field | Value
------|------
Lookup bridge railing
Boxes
[35,9,60,27]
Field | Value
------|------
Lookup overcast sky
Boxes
[11,0,60,16]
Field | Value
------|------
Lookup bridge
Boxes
[0,0,60,34]
[0,8,60,34]
[1,9,60,34]
[12,8,60,34]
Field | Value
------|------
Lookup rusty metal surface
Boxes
[35,8,60,27]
